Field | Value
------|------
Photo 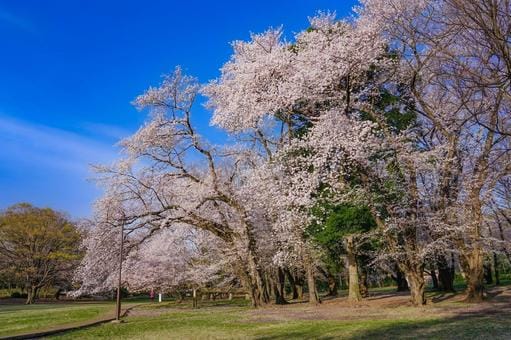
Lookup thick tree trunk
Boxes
[464,247,484,302]
[273,268,287,304]
[346,236,362,302]
[263,273,271,303]
[238,220,270,308]
[238,260,263,308]
[245,243,269,307]
[306,260,321,305]
[405,269,425,306]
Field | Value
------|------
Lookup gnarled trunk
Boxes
[464,246,484,302]
[405,267,425,306]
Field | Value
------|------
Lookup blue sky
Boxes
[0,0,358,218]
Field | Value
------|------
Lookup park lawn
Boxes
[0,302,116,337]
[50,307,511,339]
[51,293,511,340]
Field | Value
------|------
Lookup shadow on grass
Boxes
[255,313,511,340]
[349,314,511,339]
[257,288,511,340]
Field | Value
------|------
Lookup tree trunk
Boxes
[358,263,369,298]
[340,271,347,290]
[437,262,455,292]
[192,289,198,309]
[285,269,299,300]
[346,236,362,302]
[25,286,38,305]
[430,267,439,290]
[55,288,62,300]
[406,270,425,306]
[306,260,320,305]
[464,247,484,302]
[263,272,272,303]
[273,267,287,304]
[494,252,500,286]
[239,220,269,308]
[327,272,338,297]
[395,265,409,292]
[297,282,304,300]
[436,254,455,292]
[244,250,268,307]
[483,262,493,285]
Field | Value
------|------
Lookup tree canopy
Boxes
[0,203,81,304]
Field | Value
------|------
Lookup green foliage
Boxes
[309,204,376,246]
[0,203,82,301]
[307,203,377,279]
[10,292,28,299]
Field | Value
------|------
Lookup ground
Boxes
[0,301,115,337]
[2,287,511,339]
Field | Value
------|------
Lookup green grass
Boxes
[3,285,511,339]
[0,302,116,337]
[47,295,511,340]
[49,305,511,340]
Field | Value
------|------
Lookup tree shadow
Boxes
[349,291,511,339]
[430,292,458,303]
[257,288,511,339]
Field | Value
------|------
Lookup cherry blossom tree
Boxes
[75,2,511,308]
[360,0,511,302]
[76,67,277,307]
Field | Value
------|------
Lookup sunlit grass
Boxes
[49,290,511,340]
[0,302,115,337]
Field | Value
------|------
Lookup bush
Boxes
[10,291,28,299]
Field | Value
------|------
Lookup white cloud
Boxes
[80,121,132,141]
[0,115,120,175]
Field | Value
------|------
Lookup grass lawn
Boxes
[0,301,116,337]
[3,285,510,339]
[49,287,511,339]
